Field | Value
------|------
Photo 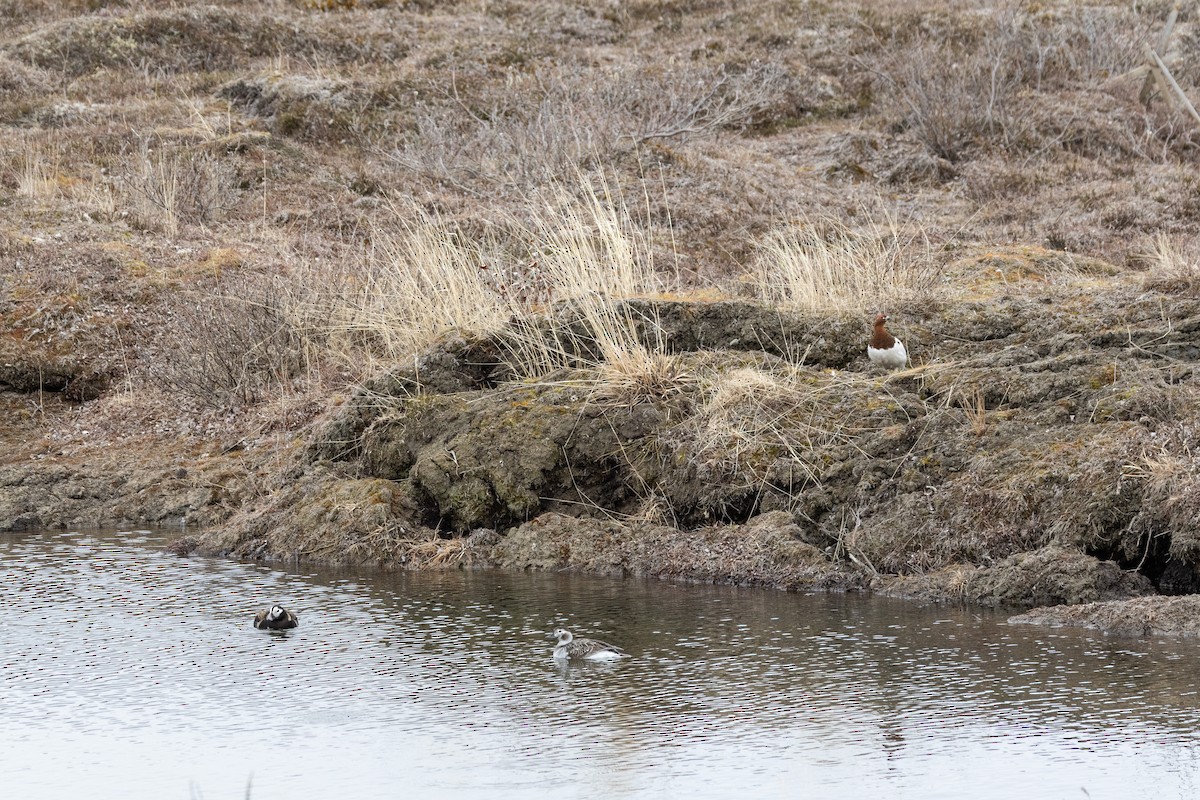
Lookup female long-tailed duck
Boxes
[551,628,627,661]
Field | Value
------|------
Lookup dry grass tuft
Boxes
[15,139,59,202]
[311,202,513,367]
[751,214,939,313]
[444,179,663,387]
[504,178,683,401]
[401,536,477,569]
[1142,233,1200,296]
[522,177,664,303]
[286,175,679,402]
[964,387,988,437]
[594,347,690,407]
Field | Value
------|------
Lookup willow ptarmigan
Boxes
[867,313,907,369]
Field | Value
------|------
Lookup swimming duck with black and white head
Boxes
[253,604,299,630]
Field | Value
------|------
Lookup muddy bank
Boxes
[0,442,257,533]
[1010,595,1200,637]
[151,253,1200,616]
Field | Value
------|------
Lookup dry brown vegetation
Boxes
[5,0,1196,413]
[8,1,1200,615]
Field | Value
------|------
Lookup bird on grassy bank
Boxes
[867,312,908,369]
[551,628,628,661]
[253,604,299,630]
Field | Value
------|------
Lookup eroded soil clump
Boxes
[1010,595,1200,637]
[192,265,1200,617]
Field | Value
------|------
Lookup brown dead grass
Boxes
[1142,233,1200,295]
[677,363,911,498]
[750,213,940,313]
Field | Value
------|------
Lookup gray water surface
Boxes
[2,529,1199,799]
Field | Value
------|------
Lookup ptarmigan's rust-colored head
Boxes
[870,313,895,350]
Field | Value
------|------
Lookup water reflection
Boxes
[1,529,1199,799]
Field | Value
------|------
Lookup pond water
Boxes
[2,529,1200,799]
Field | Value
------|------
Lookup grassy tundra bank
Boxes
[3,0,1200,632]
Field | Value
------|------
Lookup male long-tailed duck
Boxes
[253,604,299,630]
[551,628,627,661]
[867,312,908,369]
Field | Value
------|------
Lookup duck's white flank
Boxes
[551,628,628,661]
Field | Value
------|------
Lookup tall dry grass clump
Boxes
[751,215,938,313]
[524,179,661,303]
[311,205,513,369]
[1142,233,1200,296]
[507,179,681,403]
[15,139,59,202]
[292,177,678,403]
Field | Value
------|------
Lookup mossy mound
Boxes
[190,286,1200,608]
[967,546,1153,607]
[0,450,247,532]
[6,8,317,76]
[189,465,456,567]
[359,381,667,531]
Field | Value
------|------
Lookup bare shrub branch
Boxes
[121,136,236,236]
[151,279,306,410]
[868,7,1154,161]
[387,62,792,191]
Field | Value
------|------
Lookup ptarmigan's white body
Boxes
[868,313,907,369]
[867,338,908,369]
